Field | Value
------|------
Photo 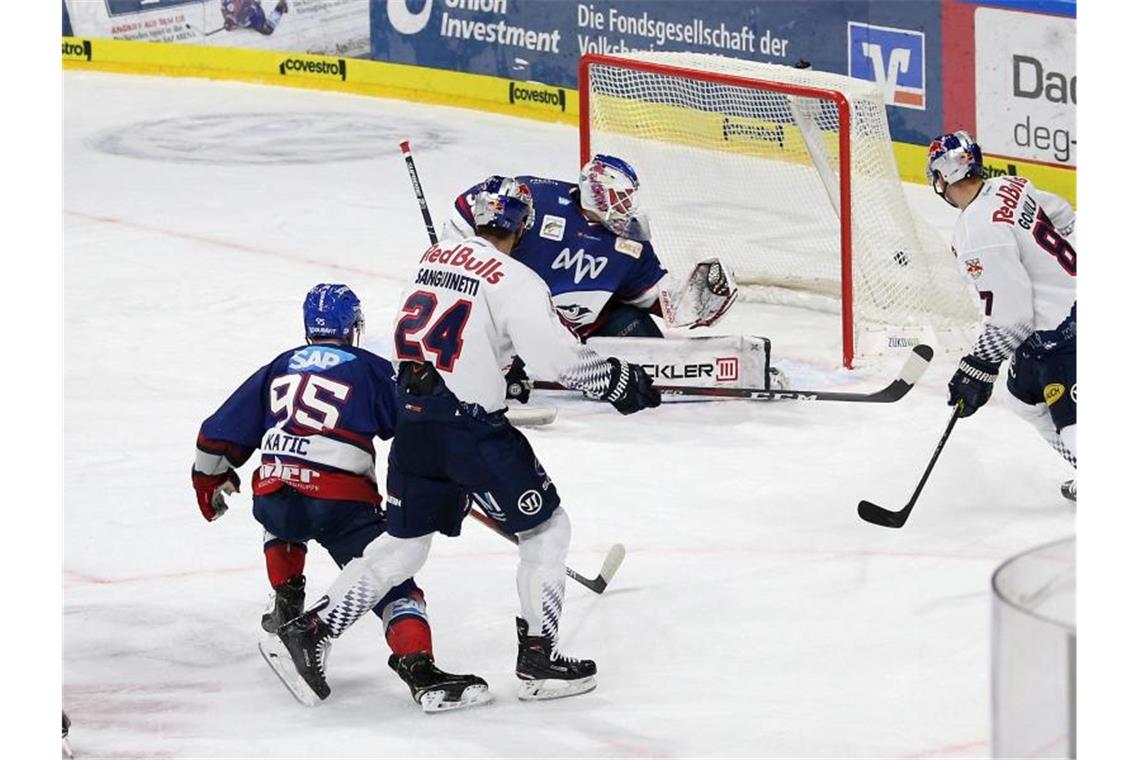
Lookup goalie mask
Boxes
[579,154,646,239]
[471,175,535,235]
[303,283,364,343]
[926,131,983,205]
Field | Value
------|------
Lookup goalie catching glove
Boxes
[659,258,739,329]
[601,357,661,415]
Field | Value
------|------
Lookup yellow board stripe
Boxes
[62,38,1075,205]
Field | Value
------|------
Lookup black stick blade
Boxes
[857,499,909,528]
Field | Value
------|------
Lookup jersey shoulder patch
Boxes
[614,237,643,258]
[538,214,566,241]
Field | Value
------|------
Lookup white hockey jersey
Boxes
[390,236,615,412]
[951,176,1076,362]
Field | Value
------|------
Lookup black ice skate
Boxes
[62,711,72,758]
[515,617,597,701]
[258,608,332,707]
[261,575,305,633]
[388,652,492,713]
[1061,479,1076,502]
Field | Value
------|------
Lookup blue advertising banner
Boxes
[371,0,944,145]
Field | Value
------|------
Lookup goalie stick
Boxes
[467,508,626,594]
[857,401,963,529]
[533,344,934,403]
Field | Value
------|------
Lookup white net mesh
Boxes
[583,52,980,364]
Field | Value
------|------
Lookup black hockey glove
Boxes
[602,358,661,415]
[505,356,531,404]
[947,354,1001,418]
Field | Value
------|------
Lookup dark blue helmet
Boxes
[471,175,535,234]
[303,284,363,341]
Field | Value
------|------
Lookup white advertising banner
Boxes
[974,7,1076,167]
[64,0,370,57]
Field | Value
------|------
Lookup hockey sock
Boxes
[1057,424,1076,467]
[1009,398,1076,467]
[516,508,571,640]
[319,533,433,637]
[383,591,433,657]
[264,540,307,588]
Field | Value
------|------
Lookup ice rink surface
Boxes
[63,71,1074,758]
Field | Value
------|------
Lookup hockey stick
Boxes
[400,140,439,245]
[467,508,626,594]
[533,344,934,403]
[857,401,964,529]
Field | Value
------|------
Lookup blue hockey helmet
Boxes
[303,283,364,342]
[926,131,983,203]
[471,175,535,234]
[579,154,641,237]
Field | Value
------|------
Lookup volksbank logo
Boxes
[509,82,567,112]
[62,39,92,62]
[848,22,925,109]
[279,57,347,81]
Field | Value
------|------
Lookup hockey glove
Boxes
[602,357,661,415]
[947,354,1001,418]
[505,356,532,404]
[192,467,240,522]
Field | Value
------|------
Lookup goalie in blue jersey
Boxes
[444,154,739,398]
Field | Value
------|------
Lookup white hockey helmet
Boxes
[926,131,983,203]
[579,154,641,237]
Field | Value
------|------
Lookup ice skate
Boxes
[515,618,596,701]
[1061,478,1076,502]
[261,575,305,633]
[259,609,332,706]
[389,652,491,713]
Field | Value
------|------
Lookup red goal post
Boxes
[578,52,978,369]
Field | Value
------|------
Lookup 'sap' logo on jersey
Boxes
[848,22,926,109]
[552,247,607,284]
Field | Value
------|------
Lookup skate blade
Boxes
[419,683,493,713]
[517,675,597,701]
[258,638,325,707]
[63,737,74,759]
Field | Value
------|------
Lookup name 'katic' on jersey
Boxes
[419,242,506,284]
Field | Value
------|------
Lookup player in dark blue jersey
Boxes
[192,284,489,712]
[445,155,738,400]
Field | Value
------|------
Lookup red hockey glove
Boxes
[192,468,240,522]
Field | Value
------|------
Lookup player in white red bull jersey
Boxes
[927,131,1076,500]
[273,177,661,705]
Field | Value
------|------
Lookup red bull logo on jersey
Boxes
[421,244,505,284]
[991,176,1028,225]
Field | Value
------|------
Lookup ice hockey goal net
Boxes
[579,52,979,368]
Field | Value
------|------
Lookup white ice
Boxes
[63,71,1074,758]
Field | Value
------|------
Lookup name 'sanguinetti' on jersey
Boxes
[418,242,507,289]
